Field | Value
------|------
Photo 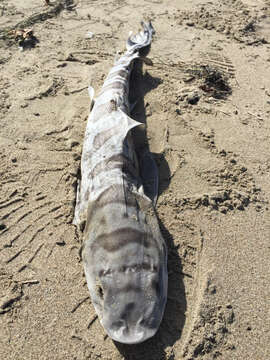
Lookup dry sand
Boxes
[0,0,270,359]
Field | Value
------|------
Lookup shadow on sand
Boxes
[114,59,187,360]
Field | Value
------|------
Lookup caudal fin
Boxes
[126,21,155,55]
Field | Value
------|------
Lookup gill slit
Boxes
[123,173,128,217]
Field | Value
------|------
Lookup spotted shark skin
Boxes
[73,22,168,344]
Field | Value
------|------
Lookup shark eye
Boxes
[98,286,104,299]
[95,281,104,299]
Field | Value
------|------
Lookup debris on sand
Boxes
[9,28,39,50]
[187,91,200,105]
[187,64,232,99]
[85,31,94,39]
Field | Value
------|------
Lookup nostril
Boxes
[139,317,146,326]
[111,319,125,331]
[125,302,135,312]
[120,302,135,321]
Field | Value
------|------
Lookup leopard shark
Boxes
[73,21,168,344]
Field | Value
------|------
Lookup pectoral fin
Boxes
[88,86,95,111]
[73,179,87,231]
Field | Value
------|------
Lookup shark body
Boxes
[74,22,168,344]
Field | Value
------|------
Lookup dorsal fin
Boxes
[119,109,142,136]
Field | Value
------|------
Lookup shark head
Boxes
[82,227,167,344]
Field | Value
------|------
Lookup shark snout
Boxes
[96,262,168,344]
[101,296,162,344]
[105,315,157,344]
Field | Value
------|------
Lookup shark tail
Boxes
[126,21,155,56]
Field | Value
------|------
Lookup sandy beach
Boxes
[0,0,270,359]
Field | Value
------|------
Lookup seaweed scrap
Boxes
[187,64,232,99]
[9,28,39,50]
